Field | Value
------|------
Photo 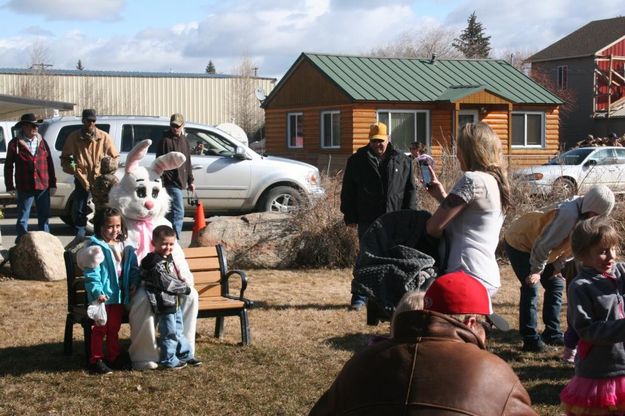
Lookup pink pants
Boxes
[90,304,124,364]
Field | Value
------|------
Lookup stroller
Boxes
[352,209,440,325]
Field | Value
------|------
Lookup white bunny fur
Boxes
[77,139,199,370]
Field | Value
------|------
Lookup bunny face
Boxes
[109,166,170,221]
[108,139,186,222]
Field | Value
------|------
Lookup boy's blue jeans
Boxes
[158,308,193,367]
[504,241,564,343]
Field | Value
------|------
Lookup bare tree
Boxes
[230,57,264,138]
[370,27,463,59]
[493,48,536,73]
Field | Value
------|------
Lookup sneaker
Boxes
[91,359,113,375]
[348,301,365,311]
[185,358,203,367]
[161,362,187,371]
[522,339,546,353]
[544,336,565,346]
[562,347,577,363]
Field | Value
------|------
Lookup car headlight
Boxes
[307,171,320,186]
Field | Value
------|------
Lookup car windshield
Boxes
[547,148,594,165]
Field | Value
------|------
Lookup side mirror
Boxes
[584,159,597,167]
[234,146,248,160]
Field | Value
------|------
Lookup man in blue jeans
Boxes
[156,113,194,239]
[503,185,615,352]
[4,113,57,243]
[61,109,119,241]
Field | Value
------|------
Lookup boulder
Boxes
[197,212,296,269]
[10,232,66,281]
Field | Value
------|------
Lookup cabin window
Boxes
[557,65,568,90]
[287,112,303,148]
[377,110,429,152]
[321,111,340,149]
[511,112,545,147]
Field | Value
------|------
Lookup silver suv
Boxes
[1,116,324,225]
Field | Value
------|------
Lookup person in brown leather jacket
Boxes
[310,271,537,416]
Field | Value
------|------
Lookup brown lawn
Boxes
[0,265,569,415]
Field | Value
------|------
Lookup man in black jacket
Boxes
[340,122,417,310]
[157,113,194,239]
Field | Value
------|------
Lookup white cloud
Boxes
[6,0,125,21]
[1,0,624,79]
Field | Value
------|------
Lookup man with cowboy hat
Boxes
[4,113,57,243]
[340,121,417,310]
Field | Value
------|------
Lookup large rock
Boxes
[10,232,66,281]
[197,212,296,269]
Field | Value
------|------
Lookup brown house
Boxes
[262,53,564,173]
[528,16,625,147]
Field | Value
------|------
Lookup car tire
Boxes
[259,186,302,213]
[552,177,576,198]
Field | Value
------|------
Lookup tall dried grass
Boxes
[284,145,625,269]
[284,174,358,268]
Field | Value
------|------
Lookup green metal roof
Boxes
[272,53,563,105]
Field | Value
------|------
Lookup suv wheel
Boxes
[260,186,302,213]
[552,178,576,198]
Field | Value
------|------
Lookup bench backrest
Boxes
[182,245,227,298]
[64,251,88,312]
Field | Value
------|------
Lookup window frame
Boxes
[287,112,303,149]
[320,110,341,149]
[376,109,430,150]
[511,111,545,148]
[557,65,568,90]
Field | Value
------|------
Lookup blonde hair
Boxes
[457,122,511,212]
[571,217,620,259]
[391,291,424,337]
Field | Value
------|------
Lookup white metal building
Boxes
[0,68,276,127]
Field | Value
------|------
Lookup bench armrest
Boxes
[224,269,248,300]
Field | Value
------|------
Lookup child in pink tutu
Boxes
[560,217,625,415]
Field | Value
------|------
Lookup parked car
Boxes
[514,146,625,196]
[0,116,324,227]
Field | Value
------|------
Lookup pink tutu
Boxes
[561,375,625,415]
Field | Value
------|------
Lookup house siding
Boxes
[532,58,595,148]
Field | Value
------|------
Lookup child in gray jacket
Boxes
[560,217,625,415]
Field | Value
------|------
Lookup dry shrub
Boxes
[285,174,358,268]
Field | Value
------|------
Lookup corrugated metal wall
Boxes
[0,72,275,126]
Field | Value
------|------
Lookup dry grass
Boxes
[1,265,569,415]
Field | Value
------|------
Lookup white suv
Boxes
[1,116,324,225]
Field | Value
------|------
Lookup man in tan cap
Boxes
[156,113,194,239]
[340,121,417,310]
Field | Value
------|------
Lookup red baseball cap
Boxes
[424,271,509,331]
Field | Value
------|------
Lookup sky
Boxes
[0,0,624,80]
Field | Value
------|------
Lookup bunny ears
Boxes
[125,139,186,175]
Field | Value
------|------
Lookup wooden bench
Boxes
[63,244,253,360]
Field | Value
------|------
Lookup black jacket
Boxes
[340,143,417,226]
[140,252,191,314]
[157,129,194,189]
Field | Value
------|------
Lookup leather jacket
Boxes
[310,310,537,416]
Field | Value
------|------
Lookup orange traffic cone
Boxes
[191,201,206,246]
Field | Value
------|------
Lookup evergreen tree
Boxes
[76,59,84,70]
[452,12,491,58]
[205,60,216,74]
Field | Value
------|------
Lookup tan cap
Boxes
[369,122,388,141]
[170,113,185,127]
